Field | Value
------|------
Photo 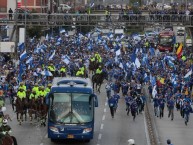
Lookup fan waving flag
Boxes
[20,50,27,61]
[176,43,183,59]
[49,50,55,60]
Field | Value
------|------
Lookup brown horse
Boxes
[89,61,100,74]
[36,97,48,126]
[0,134,17,145]
[92,71,108,93]
[15,98,27,125]
[28,98,37,124]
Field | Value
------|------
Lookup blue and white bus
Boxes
[47,77,98,142]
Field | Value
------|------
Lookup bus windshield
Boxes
[49,93,93,124]
[159,36,173,46]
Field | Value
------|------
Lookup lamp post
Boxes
[24,0,27,52]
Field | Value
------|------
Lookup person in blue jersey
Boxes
[105,81,112,99]
[153,96,159,117]
[167,96,175,121]
[108,96,116,118]
[158,96,166,118]
[183,101,193,125]
[125,93,133,116]
[113,92,120,113]
[130,98,138,121]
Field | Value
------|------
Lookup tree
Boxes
[27,26,43,38]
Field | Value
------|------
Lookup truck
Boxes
[157,30,175,52]
[47,77,98,142]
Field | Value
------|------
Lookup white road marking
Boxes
[100,124,104,130]
[40,143,44,145]
[144,111,151,145]
[104,108,106,112]
[97,144,100,145]
[102,115,105,121]
[105,102,107,106]
[98,133,102,140]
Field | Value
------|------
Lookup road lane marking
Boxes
[40,143,44,145]
[98,133,102,140]
[102,115,105,121]
[100,124,104,130]
[104,108,106,112]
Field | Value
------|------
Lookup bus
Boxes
[46,77,98,142]
[157,30,175,52]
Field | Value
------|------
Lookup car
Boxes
[58,4,71,12]
[177,29,185,36]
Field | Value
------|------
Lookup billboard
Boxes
[0,42,15,52]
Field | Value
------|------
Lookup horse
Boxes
[89,61,100,74]
[0,134,17,145]
[36,97,48,126]
[92,71,108,93]
[28,98,37,124]
[15,98,27,125]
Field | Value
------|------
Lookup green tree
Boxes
[27,26,43,38]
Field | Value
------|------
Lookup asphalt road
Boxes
[5,82,149,145]
[148,26,193,145]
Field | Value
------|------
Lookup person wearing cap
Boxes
[60,65,66,77]
[19,82,26,92]
[96,65,102,74]
[17,88,26,100]
[48,63,56,76]
[32,83,39,94]
[29,90,39,100]
[38,86,46,98]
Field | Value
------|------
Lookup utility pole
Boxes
[24,0,27,52]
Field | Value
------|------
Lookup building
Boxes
[0,0,7,12]
[1,0,48,13]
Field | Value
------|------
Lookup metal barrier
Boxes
[1,13,193,26]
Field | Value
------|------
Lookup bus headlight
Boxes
[83,128,92,134]
[49,126,59,133]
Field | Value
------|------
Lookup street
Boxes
[5,82,148,145]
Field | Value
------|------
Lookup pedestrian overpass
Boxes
[1,13,193,41]
[1,13,193,27]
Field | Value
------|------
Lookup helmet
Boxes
[128,139,135,145]
[167,139,171,144]
[48,83,52,87]
[2,119,8,125]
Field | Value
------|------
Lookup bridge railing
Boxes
[0,13,193,26]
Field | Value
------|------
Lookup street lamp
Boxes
[24,0,27,52]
